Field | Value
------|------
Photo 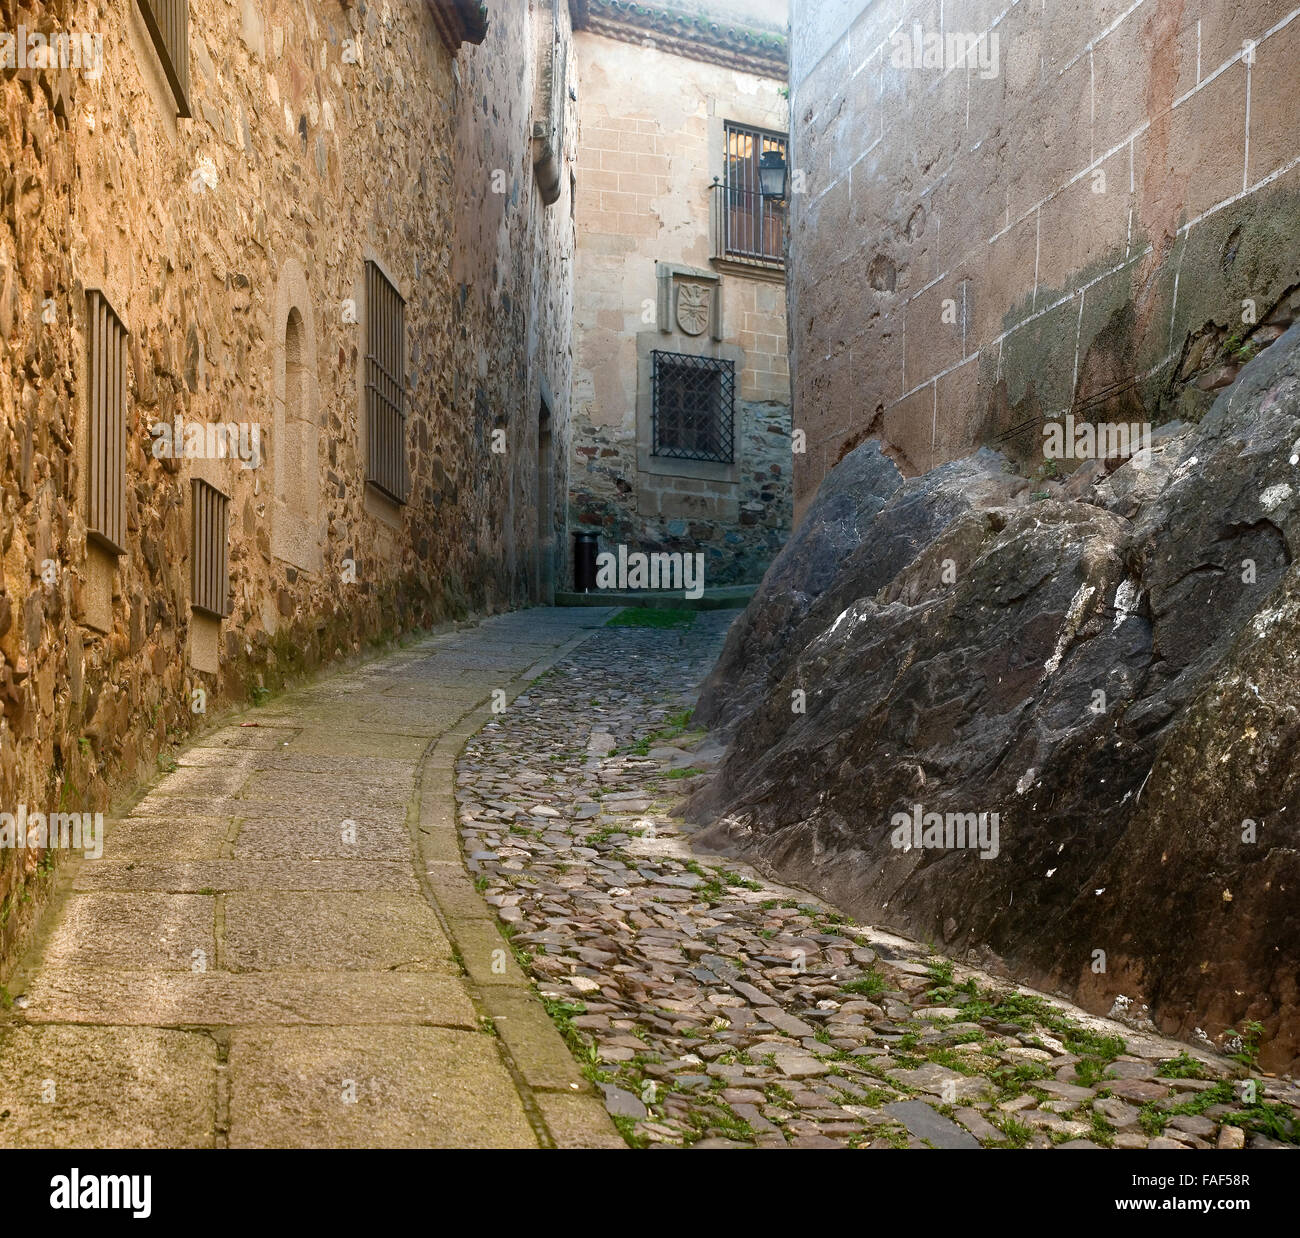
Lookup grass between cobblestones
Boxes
[456,618,1299,1150]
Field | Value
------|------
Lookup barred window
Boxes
[191,479,230,618]
[723,122,786,264]
[651,351,735,465]
[365,260,409,505]
[137,0,191,118]
[86,290,128,556]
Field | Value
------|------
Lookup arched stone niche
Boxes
[270,259,323,573]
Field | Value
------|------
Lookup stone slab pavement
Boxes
[0,609,625,1149]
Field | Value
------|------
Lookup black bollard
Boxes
[572,531,599,593]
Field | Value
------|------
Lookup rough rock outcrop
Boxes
[692,441,904,730]
[694,444,1037,732]
[687,323,1300,1072]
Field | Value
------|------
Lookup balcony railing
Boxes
[710,180,785,268]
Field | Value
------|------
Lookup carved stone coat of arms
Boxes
[675,282,711,336]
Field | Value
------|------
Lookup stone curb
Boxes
[410,625,625,1150]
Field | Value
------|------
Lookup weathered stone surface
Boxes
[687,325,1300,1072]
[16,969,478,1029]
[1108,1079,1176,1103]
[223,893,457,973]
[0,0,580,979]
[883,1100,982,1149]
[786,0,1300,496]
[226,1027,537,1149]
[1218,1124,1247,1149]
[41,894,215,972]
[600,1084,648,1119]
[1,612,621,1150]
[0,1025,216,1148]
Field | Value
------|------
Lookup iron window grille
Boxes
[723,121,787,264]
[651,351,735,464]
[191,479,230,618]
[365,260,409,504]
[137,0,191,117]
[85,290,128,556]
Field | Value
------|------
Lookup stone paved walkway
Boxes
[3,606,1296,1150]
[457,611,1300,1150]
[0,608,622,1149]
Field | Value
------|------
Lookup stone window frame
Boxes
[638,263,739,483]
[636,258,743,486]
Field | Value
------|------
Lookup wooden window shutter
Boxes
[86,290,128,556]
[191,479,230,618]
[137,0,192,117]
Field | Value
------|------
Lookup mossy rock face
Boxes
[687,323,1300,1074]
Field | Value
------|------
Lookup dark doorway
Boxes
[537,398,555,604]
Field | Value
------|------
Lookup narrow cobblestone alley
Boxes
[2,607,1298,1152]
[456,610,1300,1151]
[4,0,1298,1205]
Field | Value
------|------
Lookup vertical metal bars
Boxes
[651,351,735,464]
[723,121,787,263]
[190,479,230,618]
[138,0,191,117]
[86,290,128,555]
[364,260,409,504]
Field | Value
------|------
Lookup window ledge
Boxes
[365,481,406,529]
[711,255,786,283]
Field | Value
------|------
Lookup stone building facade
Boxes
[787,0,1300,516]
[0,0,580,972]
[567,1,793,589]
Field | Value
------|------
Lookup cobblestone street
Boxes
[458,611,1300,1150]
[2,606,1297,1151]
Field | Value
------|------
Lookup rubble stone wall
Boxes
[0,0,577,971]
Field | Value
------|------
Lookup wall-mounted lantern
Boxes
[759,149,788,201]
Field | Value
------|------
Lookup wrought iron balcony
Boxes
[710,179,785,269]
